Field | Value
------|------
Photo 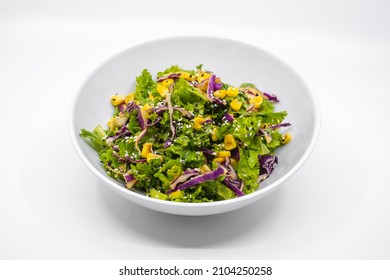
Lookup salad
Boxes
[80,65,292,202]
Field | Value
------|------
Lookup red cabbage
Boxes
[206,74,216,102]
[153,106,194,119]
[105,130,131,145]
[222,113,234,122]
[269,122,291,129]
[222,178,245,197]
[124,156,147,164]
[156,73,181,82]
[258,128,272,143]
[164,93,176,148]
[263,92,279,102]
[213,81,223,91]
[173,106,195,119]
[170,169,200,190]
[258,155,278,183]
[225,160,238,181]
[246,104,255,112]
[147,116,162,126]
[168,166,227,193]
[213,97,226,106]
[124,173,137,188]
[201,148,216,156]
[118,102,126,112]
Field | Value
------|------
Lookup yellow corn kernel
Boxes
[111,94,126,106]
[141,143,153,158]
[226,86,239,97]
[211,128,218,141]
[125,92,135,103]
[157,83,168,97]
[180,72,195,81]
[249,96,263,109]
[216,151,231,158]
[200,164,212,173]
[282,132,292,144]
[197,71,211,82]
[213,157,226,163]
[193,116,206,130]
[163,78,174,87]
[142,103,153,113]
[146,153,163,163]
[107,117,115,131]
[214,89,227,99]
[224,134,237,150]
[230,98,242,111]
[170,190,183,199]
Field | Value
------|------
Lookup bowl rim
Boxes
[68,35,321,210]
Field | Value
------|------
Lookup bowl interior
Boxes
[70,36,319,215]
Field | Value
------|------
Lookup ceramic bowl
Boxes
[69,36,320,216]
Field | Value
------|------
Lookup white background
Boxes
[1,0,389,259]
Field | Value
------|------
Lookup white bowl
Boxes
[69,36,320,216]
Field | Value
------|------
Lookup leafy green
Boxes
[259,110,288,124]
[80,65,291,202]
[240,82,256,88]
[237,147,260,193]
[80,128,106,152]
[135,69,157,103]
[172,78,207,105]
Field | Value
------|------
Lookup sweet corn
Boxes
[193,116,206,130]
[230,98,242,111]
[226,86,239,97]
[200,164,212,173]
[170,190,183,199]
[224,134,237,150]
[157,83,168,97]
[282,132,292,144]
[111,94,126,106]
[213,157,226,163]
[197,71,211,82]
[163,78,174,87]
[141,103,153,113]
[107,117,115,131]
[216,151,231,158]
[125,92,135,103]
[211,128,218,141]
[214,89,226,99]
[180,72,195,81]
[249,96,263,109]
[141,143,153,158]
[146,153,163,162]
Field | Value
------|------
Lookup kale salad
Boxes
[80,65,292,202]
